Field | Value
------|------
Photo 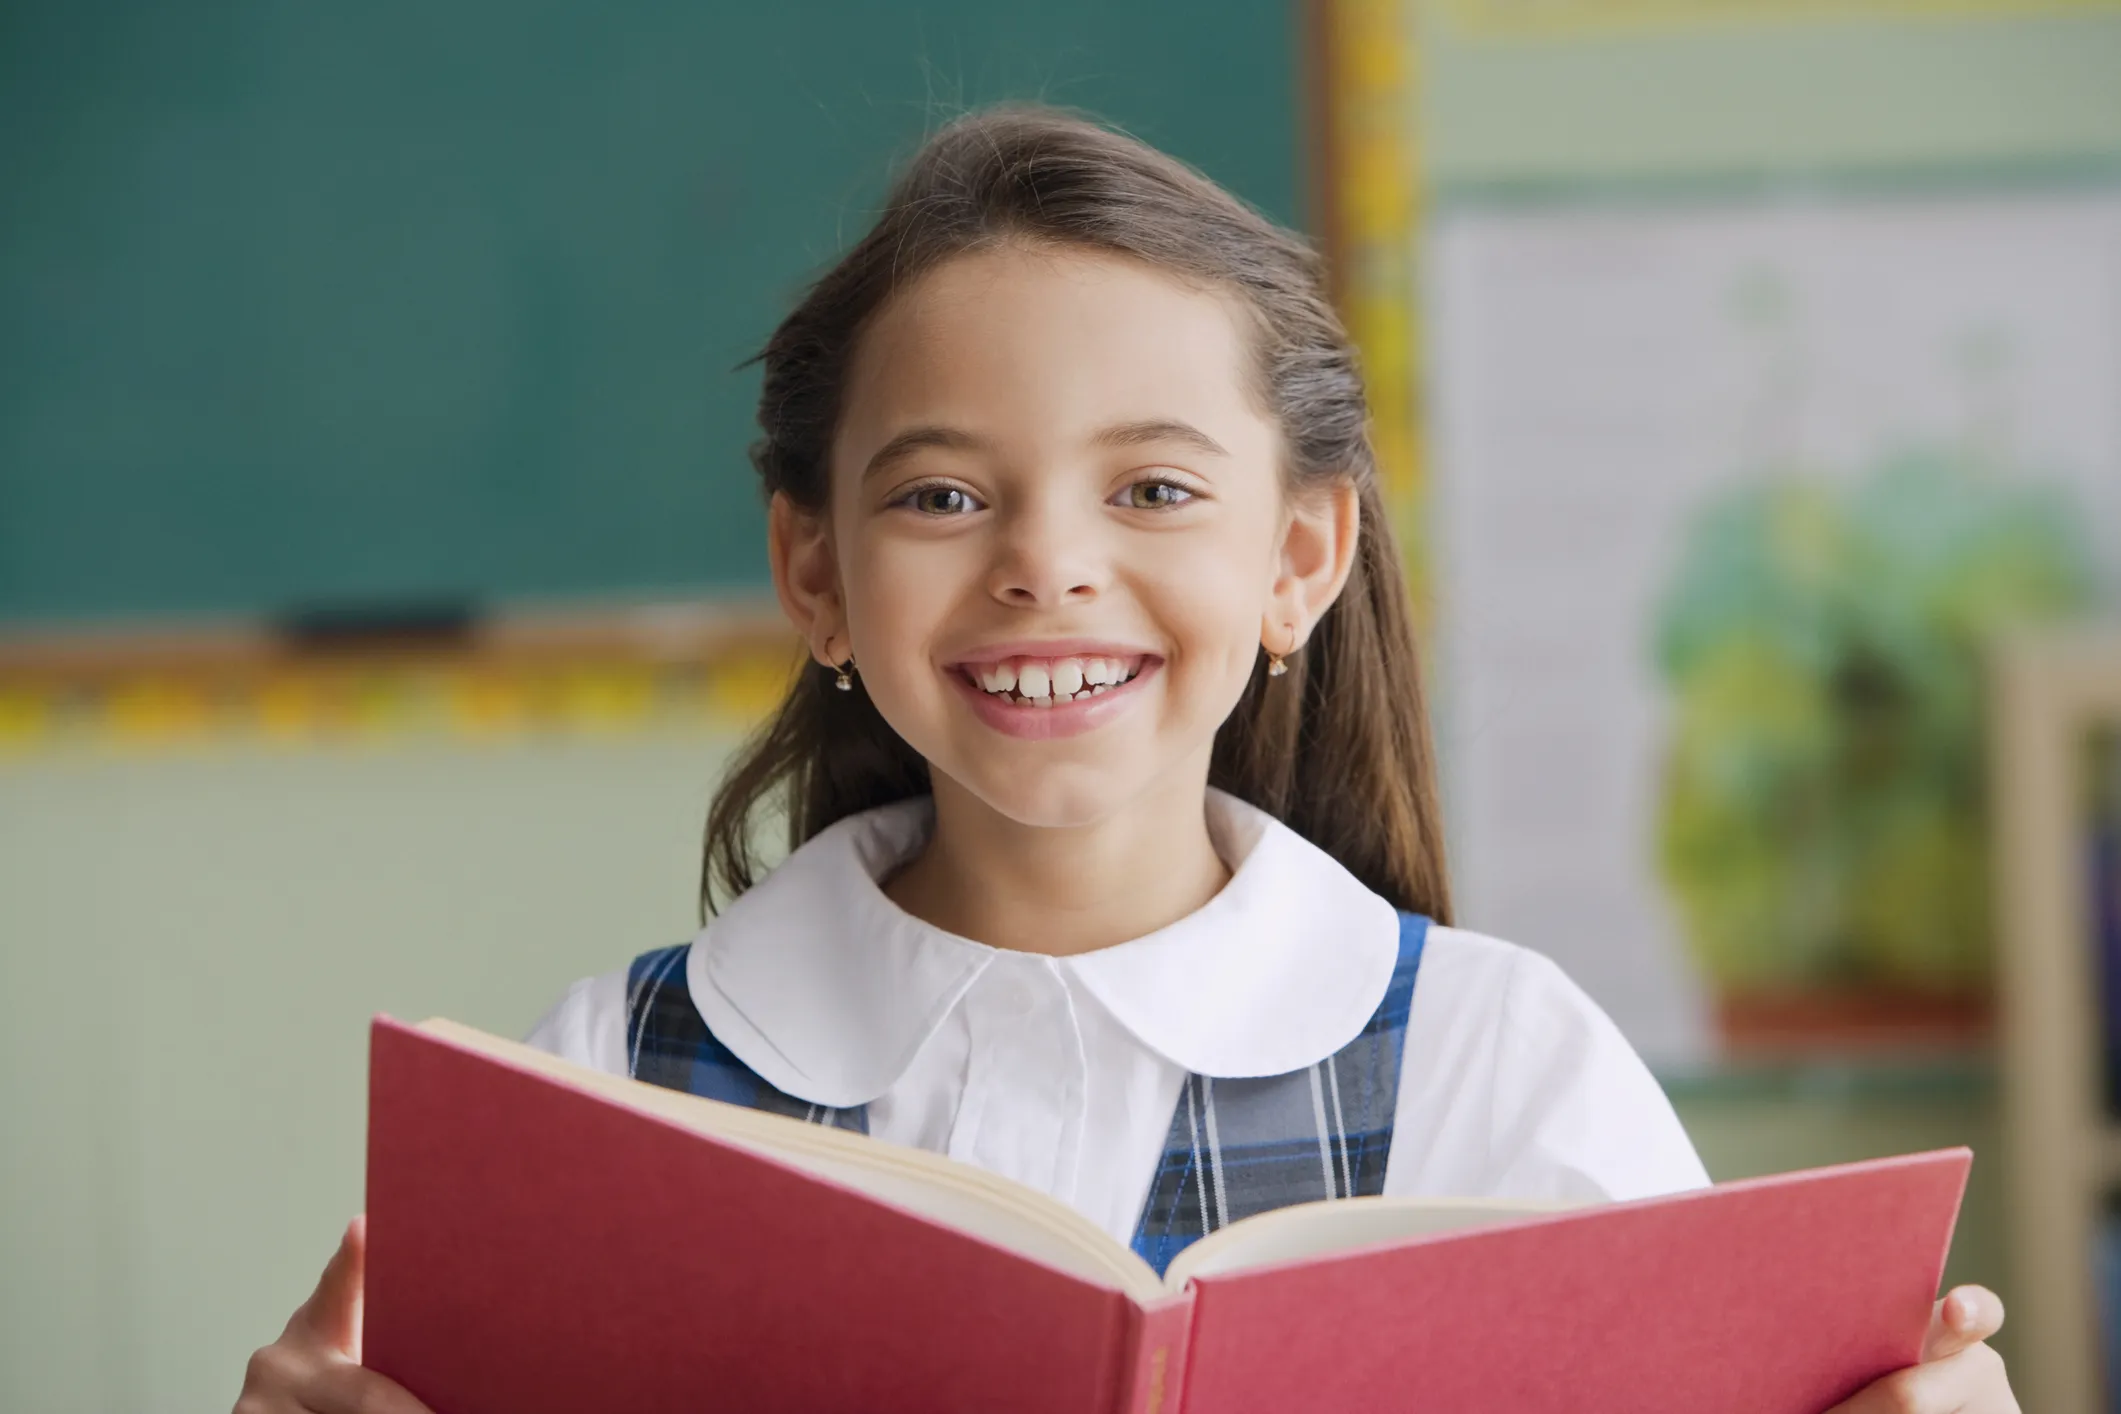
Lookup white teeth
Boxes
[972,655,1141,703]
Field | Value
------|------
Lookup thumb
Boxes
[1921,1285,2004,1363]
[288,1214,367,1359]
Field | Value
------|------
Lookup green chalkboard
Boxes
[0,1,1300,626]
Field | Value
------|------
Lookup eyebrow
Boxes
[861,418,1230,482]
[1090,418,1231,459]
[860,425,992,483]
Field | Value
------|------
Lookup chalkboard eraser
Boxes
[276,600,481,654]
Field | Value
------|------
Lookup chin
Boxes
[949,764,1133,832]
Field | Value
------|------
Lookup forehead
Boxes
[836,244,1271,458]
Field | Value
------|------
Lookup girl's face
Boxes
[773,243,1354,830]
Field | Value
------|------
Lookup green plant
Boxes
[1655,452,2096,994]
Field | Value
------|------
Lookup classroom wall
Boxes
[0,733,726,1411]
[1422,6,2121,188]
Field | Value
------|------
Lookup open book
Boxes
[365,1016,1969,1414]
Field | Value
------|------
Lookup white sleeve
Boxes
[1481,945,1710,1202]
[1385,926,1710,1204]
[521,965,633,1076]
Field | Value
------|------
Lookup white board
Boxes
[1427,186,2121,1063]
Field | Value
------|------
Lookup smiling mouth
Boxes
[960,654,1151,708]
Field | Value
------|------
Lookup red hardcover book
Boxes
[365,1016,1968,1414]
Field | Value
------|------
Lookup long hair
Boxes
[703,105,1452,924]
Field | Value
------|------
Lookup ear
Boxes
[1264,478,1361,656]
[768,492,847,667]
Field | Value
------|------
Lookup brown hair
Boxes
[702,105,1452,924]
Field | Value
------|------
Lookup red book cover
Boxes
[365,1016,1967,1414]
[364,1017,1153,1414]
[1176,1149,1969,1414]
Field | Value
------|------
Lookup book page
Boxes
[1162,1195,1573,1289]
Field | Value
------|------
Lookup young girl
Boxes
[237,107,2018,1414]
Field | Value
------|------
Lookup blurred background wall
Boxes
[5,1,2121,1409]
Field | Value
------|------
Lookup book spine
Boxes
[1113,1293,1195,1414]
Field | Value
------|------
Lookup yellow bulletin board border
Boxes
[0,603,800,757]
[1429,0,2121,39]
[1317,0,1431,622]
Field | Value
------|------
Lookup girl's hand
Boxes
[233,1216,433,1414]
[1824,1285,2017,1414]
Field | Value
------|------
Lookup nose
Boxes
[984,496,1107,609]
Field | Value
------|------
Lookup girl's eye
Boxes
[1119,479,1195,510]
[899,484,982,516]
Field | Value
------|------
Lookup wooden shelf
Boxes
[2094,1126,2121,1188]
[1992,627,2121,1414]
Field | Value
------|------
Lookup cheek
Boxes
[1146,531,1280,687]
[837,530,969,679]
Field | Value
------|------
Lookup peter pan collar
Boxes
[686,788,1402,1108]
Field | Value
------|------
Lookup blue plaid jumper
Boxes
[624,912,1429,1277]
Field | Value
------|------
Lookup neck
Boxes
[883,766,1231,957]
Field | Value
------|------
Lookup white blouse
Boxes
[526,789,1709,1243]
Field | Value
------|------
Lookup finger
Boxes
[287,1215,366,1357]
[1824,1344,2006,1414]
[1921,1285,2005,1363]
[300,1359,435,1414]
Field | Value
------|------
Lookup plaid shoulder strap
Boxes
[623,943,868,1133]
[1129,911,1430,1277]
